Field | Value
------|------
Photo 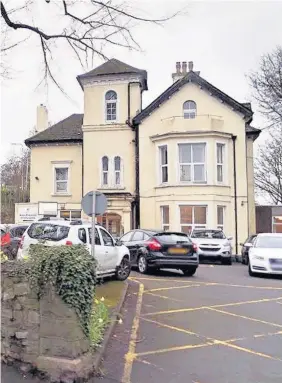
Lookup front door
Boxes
[97,213,122,238]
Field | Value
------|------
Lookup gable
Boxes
[133,71,253,125]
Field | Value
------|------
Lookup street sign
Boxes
[81,191,107,217]
[81,191,108,260]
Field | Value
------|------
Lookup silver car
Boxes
[190,229,232,265]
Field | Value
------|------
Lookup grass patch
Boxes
[96,280,126,309]
[89,297,109,349]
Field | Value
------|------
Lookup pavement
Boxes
[2,264,282,383]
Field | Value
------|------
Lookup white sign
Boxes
[18,206,38,222]
[38,202,58,216]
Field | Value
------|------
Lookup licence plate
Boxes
[168,248,188,255]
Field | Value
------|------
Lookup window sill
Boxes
[51,193,72,197]
[98,186,126,191]
[155,183,231,189]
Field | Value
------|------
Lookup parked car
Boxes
[118,229,199,276]
[240,234,257,265]
[248,233,282,277]
[17,220,131,280]
[0,225,11,256]
[190,229,232,265]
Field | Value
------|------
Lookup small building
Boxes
[256,205,282,233]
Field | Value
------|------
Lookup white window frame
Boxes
[52,162,71,195]
[216,143,225,184]
[160,206,170,231]
[178,204,207,234]
[217,205,225,230]
[159,145,168,184]
[101,156,109,187]
[105,90,117,123]
[100,156,124,188]
[183,100,197,119]
[178,142,206,184]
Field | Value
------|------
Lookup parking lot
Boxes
[99,263,282,383]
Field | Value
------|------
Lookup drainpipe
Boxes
[232,135,238,255]
[126,81,142,229]
[81,140,84,198]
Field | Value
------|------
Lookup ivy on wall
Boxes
[28,244,97,336]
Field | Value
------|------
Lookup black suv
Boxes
[241,234,257,265]
[119,229,199,276]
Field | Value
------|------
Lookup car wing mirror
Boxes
[115,240,122,246]
[227,236,233,241]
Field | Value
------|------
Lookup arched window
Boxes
[183,100,197,119]
[105,90,117,121]
[102,156,109,185]
[114,156,121,185]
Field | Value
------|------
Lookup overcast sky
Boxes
[1,0,282,163]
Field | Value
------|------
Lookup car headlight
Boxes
[253,255,264,260]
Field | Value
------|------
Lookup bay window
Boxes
[216,143,225,183]
[161,206,170,231]
[178,143,206,183]
[179,205,207,234]
[217,206,225,230]
[159,145,168,183]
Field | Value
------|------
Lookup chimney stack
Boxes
[36,104,48,132]
[182,62,187,74]
[172,60,195,83]
[176,62,181,74]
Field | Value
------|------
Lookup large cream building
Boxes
[19,59,260,253]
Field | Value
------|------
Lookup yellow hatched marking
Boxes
[207,307,282,328]
[143,296,282,317]
[144,291,185,303]
[144,284,202,293]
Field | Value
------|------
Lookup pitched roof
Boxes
[25,114,83,146]
[133,71,253,125]
[77,58,148,89]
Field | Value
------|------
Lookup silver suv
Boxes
[190,229,232,265]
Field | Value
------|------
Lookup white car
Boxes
[249,233,282,276]
[190,229,232,265]
[17,220,131,280]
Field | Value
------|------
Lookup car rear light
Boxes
[192,242,198,252]
[19,235,25,249]
[65,240,73,246]
[146,238,161,251]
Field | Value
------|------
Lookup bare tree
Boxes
[1,0,179,88]
[255,131,282,204]
[248,46,282,129]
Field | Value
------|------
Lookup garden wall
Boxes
[1,261,95,382]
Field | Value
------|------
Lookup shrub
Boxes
[28,244,97,336]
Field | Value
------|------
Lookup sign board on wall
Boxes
[17,205,38,223]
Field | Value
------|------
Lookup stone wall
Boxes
[1,261,94,382]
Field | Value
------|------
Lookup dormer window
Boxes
[105,90,117,122]
[183,100,197,119]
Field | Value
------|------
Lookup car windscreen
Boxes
[255,236,282,248]
[191,230,226,239]
[27,223,70,241]
[154,233,191,243]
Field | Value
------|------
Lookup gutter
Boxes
[232,135,238,255]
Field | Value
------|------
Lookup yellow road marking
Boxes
[207,307,282,328]
[136,342,215,357]
[143,296,282,317]
[144,291,185,302]
[122,282,144,383]
[216,283,282,291]
[140,317,204,338]
[215,339,282,361]
[130,276,204,284]
[144,284,202,293]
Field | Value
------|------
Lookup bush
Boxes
[28,244,97,336]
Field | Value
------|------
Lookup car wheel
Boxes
[182,267,197,277]
[248,263,256,277]
[138,255,149,274]
[116,257,131,281]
